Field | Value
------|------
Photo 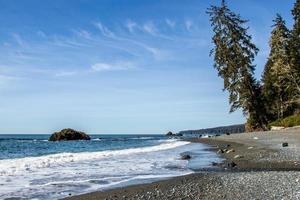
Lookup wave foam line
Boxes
[0,140,190,176]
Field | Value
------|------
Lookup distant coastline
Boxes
[179,124,245,135]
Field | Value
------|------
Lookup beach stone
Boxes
[282,142,289,147]
[217,149,225,154]
[234,155,243,159]
[181,154,191,160]
[226,149,235,154]
[48,128,90,141]
[228,161,237,168]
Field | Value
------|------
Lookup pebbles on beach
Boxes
[67,171,300,200]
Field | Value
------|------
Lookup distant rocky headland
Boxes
[165,131,183,137]
[49,128,91,141]
[179,124,245,135]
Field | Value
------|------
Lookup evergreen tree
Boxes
[262,59,277,120]
[262,15,294,120]
[207,0,267,130]
[289,0,300,97]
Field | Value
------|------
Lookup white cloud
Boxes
[185,20,193,31]
[145,47,171,61]
[0,19,202,83]
[75,29,92,40]
[143,22,157,35]
[55,71,77,77]
[166,19,176,28]
[141,21,174,41]
[125,20,137,33]
[51,35,90,48]
[91,61,135,72]
[94,22,115,37]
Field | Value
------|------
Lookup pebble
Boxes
[282,142,289,147]
[234,155,243,159]
[226,149,235,154]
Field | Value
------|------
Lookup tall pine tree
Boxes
[263,15,294,120]
[289,0,300,97]
[207,0,267,131]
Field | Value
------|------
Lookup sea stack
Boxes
[49,128,91,141]
[166,131,174,136]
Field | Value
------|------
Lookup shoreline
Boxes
[65,127,300,200]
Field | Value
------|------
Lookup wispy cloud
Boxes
[125,20,137,33]
[51,35,90,48]
[94,22,115,37]
[185,20,193,32]
[74,29,92,40]
[141,21,174,41]
[91,21,171,59]
[142,22,157,35]
[0,18,207,83]
[55,71,78,77]
[165,19,176,28]
[91,61,135,72]
[37,30,47,38]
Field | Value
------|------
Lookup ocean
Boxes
[0,134,221,200]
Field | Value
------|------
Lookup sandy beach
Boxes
[65,127,300,200]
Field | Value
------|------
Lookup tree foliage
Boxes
[207,0,267,130]
[207,0,300,131]
[262,15,294,120]
[289,0,300,97]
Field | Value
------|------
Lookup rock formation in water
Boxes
[49,128,90,141]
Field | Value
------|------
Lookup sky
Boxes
[0,0,296,134]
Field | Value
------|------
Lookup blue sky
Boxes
[0,0,295,134]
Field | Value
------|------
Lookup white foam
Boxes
[0,140,215,200]
[201,135,209,138]
[130,137,154,140]
[0,140,189,176]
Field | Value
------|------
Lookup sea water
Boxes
[0,134,221,200]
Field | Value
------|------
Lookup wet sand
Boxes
[65,127,300,200]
